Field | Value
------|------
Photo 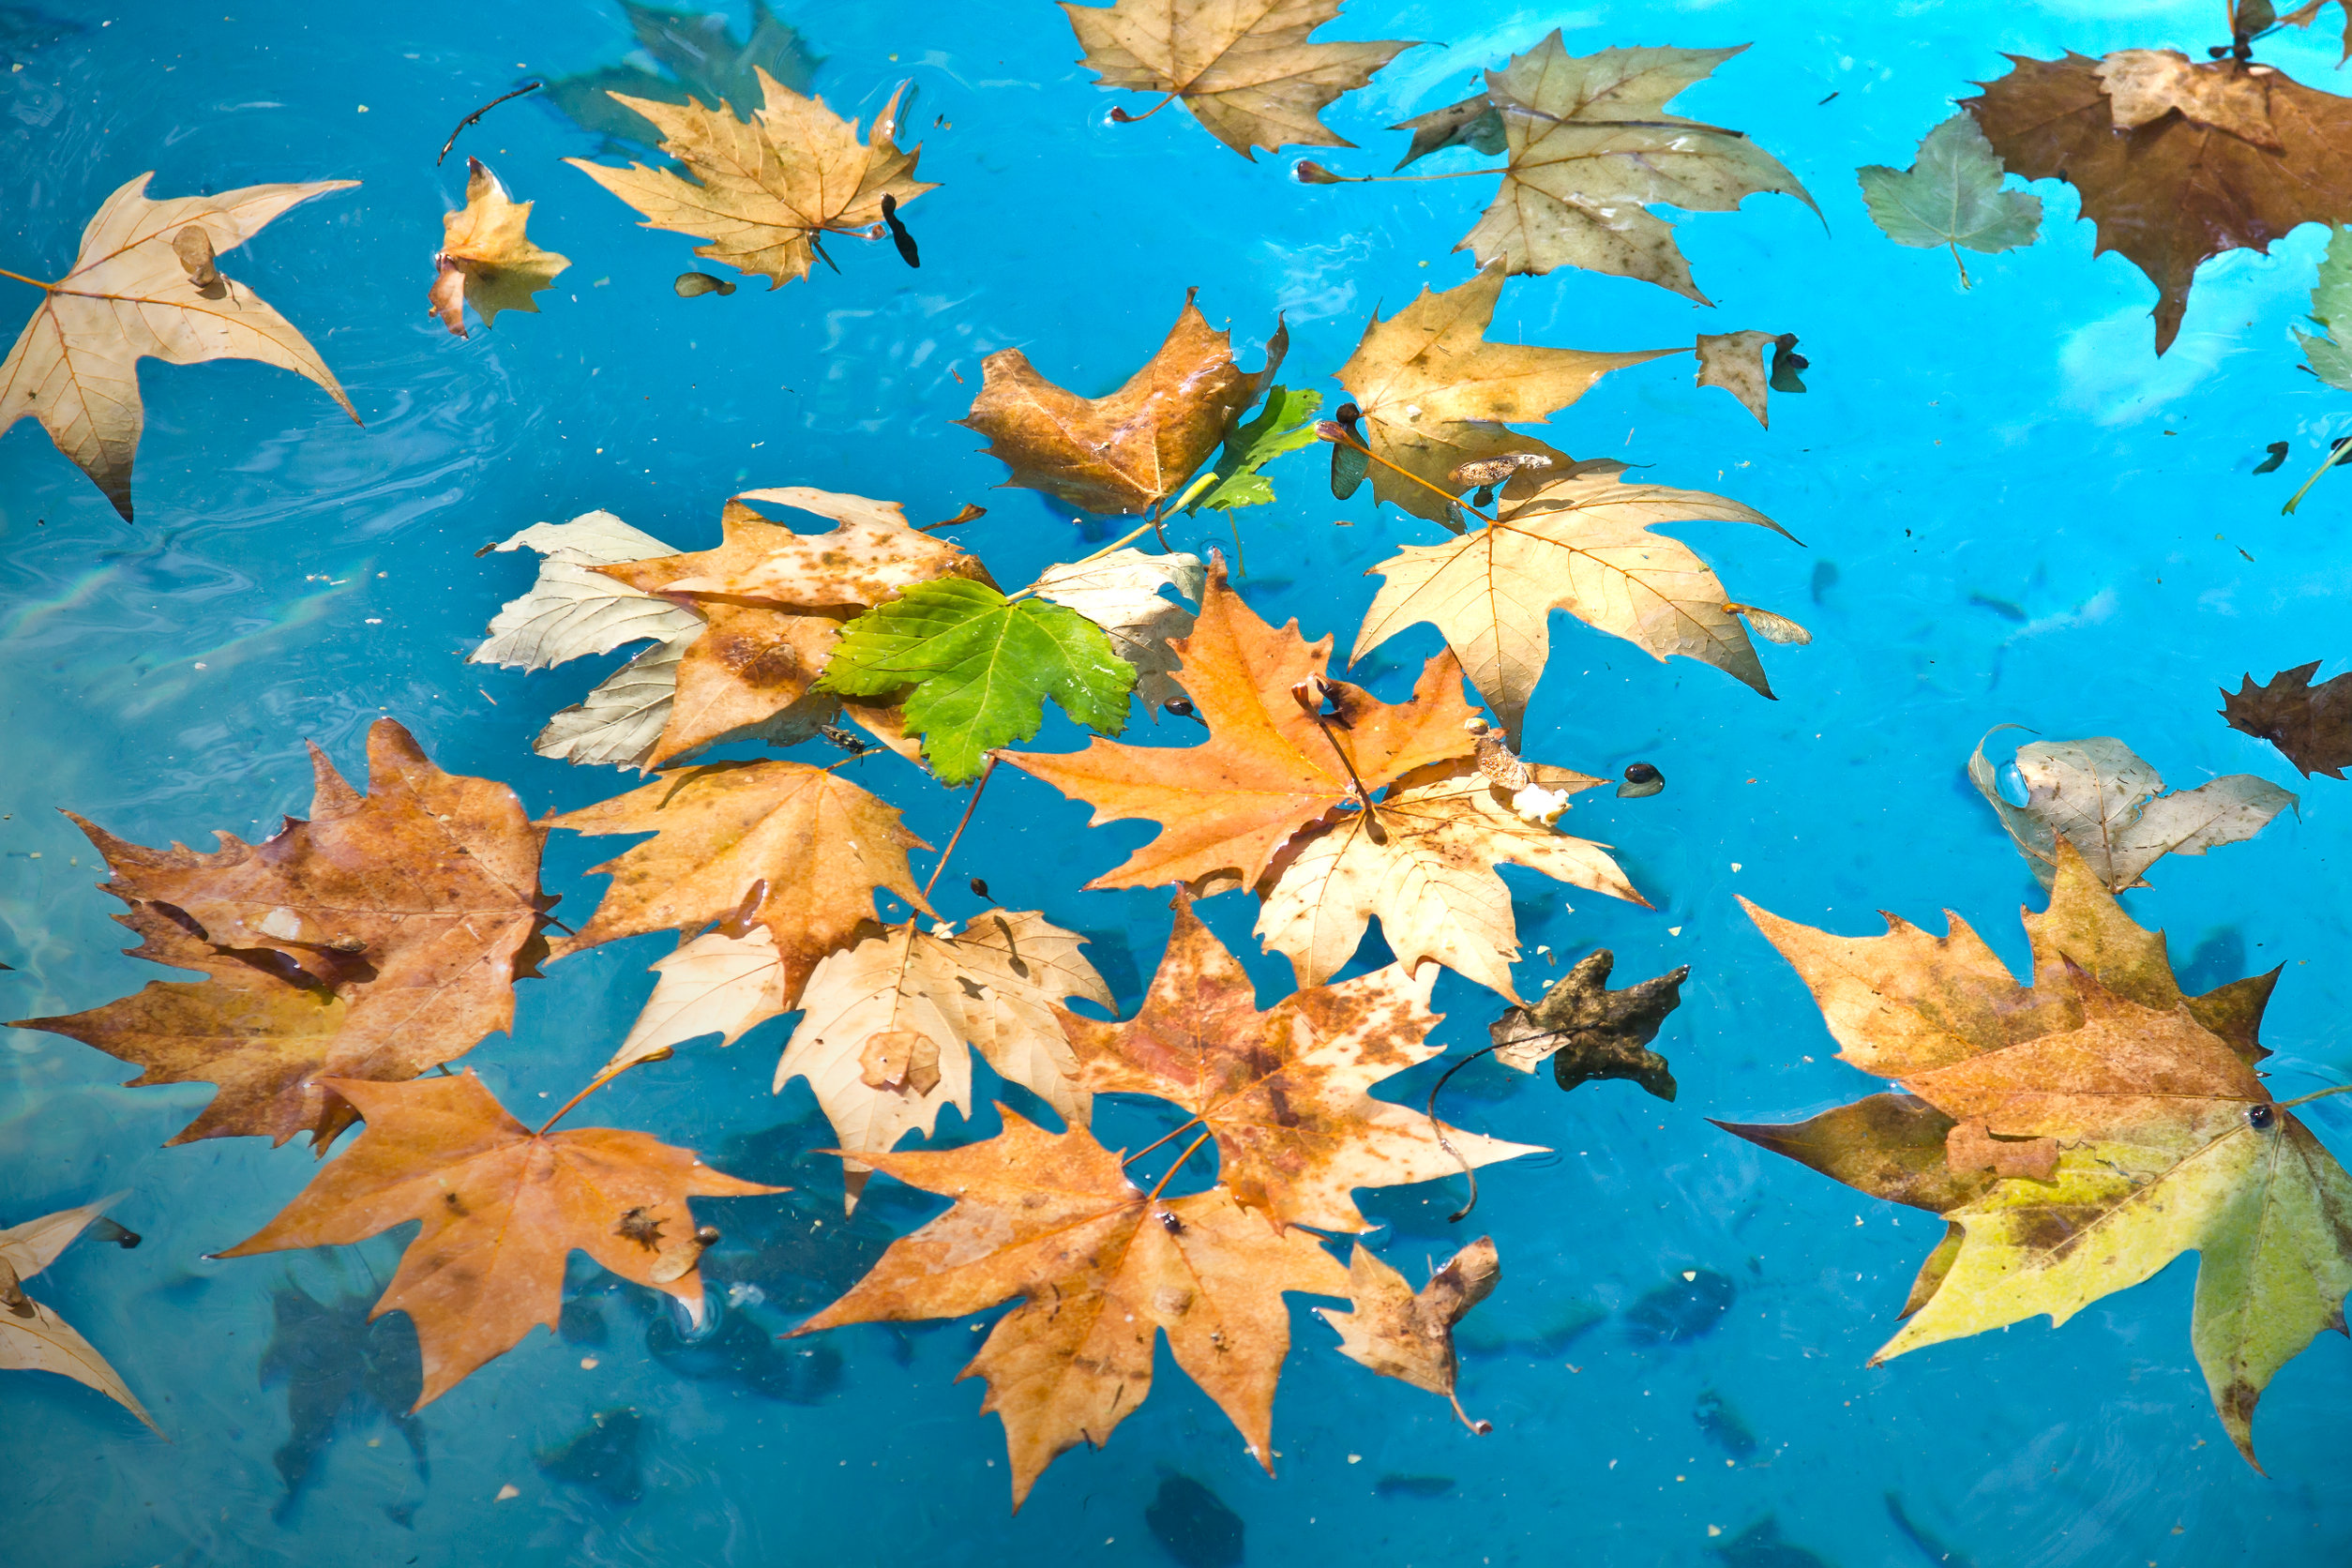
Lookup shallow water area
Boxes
[7,0,2352,1563]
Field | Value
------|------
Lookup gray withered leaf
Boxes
[1857,114,2042,288]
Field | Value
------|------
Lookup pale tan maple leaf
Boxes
[1319,1235,1498,1429]
[0,1197,158,1432]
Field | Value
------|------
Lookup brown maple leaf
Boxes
[0,173,359,520]
[1064,0,1415,160]
[429,158,570,339]
[959,292,1288,516]
[565,73,932,289]
[1968,48,2352,353]
[1058,893,1540,1230]
[17,719,551,1148]
[219,1071,776,1406]
[2222,660,2352,778]
[1334,266,1675,520]
[792,1108,1347,1505]
[545,758,931,1013]
[1490,948,1687,1099]
[1318,1236,1499,1431]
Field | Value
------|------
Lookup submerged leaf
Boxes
[543,0,823,147]
[430,158,570,338]
[2295,224,2352,390]
[1857,114,2042,286]
[1694,329,1787,428]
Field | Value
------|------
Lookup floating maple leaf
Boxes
[565,72,931,288]
[1031,549,1205,716]
[1007,562,1641,999]
[1319,1236,1499,1431]
[220,1072,776,1406]
[961,293,1287,516]
[429,158,570,338]
[0,172,358,519]
[1722,839,2345,1465]
[1063,0,1414,160]
[18,719,551,1148]
[1352,467,1800,741]
[0,1198,157,1431]
[2223,661,2352,778]
[1334,267,1673,520]
[1489,949,1687,1100]
[1694,329,1798,429]
[1857,114,2043,288]
[1968,48,2352,353]
[543,0,823,149]
[792,1108,1348,1505]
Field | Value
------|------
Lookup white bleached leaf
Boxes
[471,510,701,671]
[0,1197,158,1432]
[1033,549,1205,716]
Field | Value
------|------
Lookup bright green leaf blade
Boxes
[2311,223,2352,334]
[2298,325,2352,393]
[1858,114,2042,256]
[817,579,1137,785]
[1186,385,1323,512]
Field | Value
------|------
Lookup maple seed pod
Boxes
[1313,419,1352,443]
[673,271,736,298]
[1293,159,1348,184]
[173,226,219,288]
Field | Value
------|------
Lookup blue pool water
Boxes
[8,0,2352,1562]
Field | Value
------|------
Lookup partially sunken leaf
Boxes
[961,294,1287,515]
[565,72,931,289]
[429,158,570,339]
[1857,114,2043,288]
[1968,730,2294,890]
[1060,894,1543,1231]
[793,1110,1348,1507]
[817,579,1138,786]
[1490,949,1687,1099]
[1734,841,2351,1464]
[1695,329,1787,428]
[2223,661,2352,777]
[18,720,550,1148]
[1391,93,1506,171]
[1353,468,1796,741]
[0,1198,158,1432]
[1968,49,2352,353]
[1032,549,1204,716]
[1184,385,1323,511]
[470,511,701,673]
[543,0,822,148]
[532,633,699,770]
[1459,36,1817,301]
[1334,267,1671,520]
[2295,226,2352,390]
[1319,1237,1499,1431]
[219,1072,776,1408]
[0,173,359,520]
[545,759,931,1012]
[1063,0,1414,159]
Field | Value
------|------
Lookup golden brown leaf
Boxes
[565,72,931,289]
[1968,50,2352,353]
[1318,1236,1498,1430]
[0,1197,158,1432]
[0,173,358,520]
[17,719,550,1148]
[429,158,570,339]
[959,293,1287,516]
[1063,0,1414,160]
[545,758,931,1012]
[219,1072,776,1406]
[792,1108,1347,1506]
[1059,893,1540,1230]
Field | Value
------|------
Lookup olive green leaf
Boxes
[1858,115,2042,288]
[2295,225,2352,392]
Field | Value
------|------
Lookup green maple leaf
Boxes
[817,579,1136,784]
[1179,385,1322,512]
[1857,114,2041,288]
[2296,225,2352,393]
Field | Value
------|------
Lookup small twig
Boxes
[1316,424,1492,525]
[1144,1130,1215,1203]
[1425,1044,1505,1222]
[1110,94,1178,124]
[921,758,996,904]
[437,81,543,167]
[810,232,840,274]
[917,504,987,534]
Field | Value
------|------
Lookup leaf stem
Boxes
[920,756,995,905]
[1110,94,1178,124]
[537,1063,632,1136]
[1425,1044,1505,1222]
[2282,436,2352,514]
[0,266,53,291]
[1006,516,1164,601]
[1948,241,1971,291]
[2279,1084,2352,1109]
[1306,167,1497,184]
[1122,1113,1208,1168]
[1317,425,1492,525]
[1143,1129,1214,1204]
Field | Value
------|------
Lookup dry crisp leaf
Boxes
[1489,948,1687,1099]
[1060,893,1542,1230]
[1318,1236,1499,1430]
[1968,730,2295,891]
[792,1109,1348,1507]
[0,1197,158,1432]
[544,758,931,1013]
[1334,267,1673,520]
[1695,329,1786,428]
[2223,660,2352,778]
[1033,549,1205,716]
[0,172,358,520]
[429,158,570,339]
[17,719,550,1148]
[961,293,1287,516]
[1063,0,1414,160]
[470,511,702,673]
[1391,93,1507,170]
[565,71,931,289]
[1456,35,1817,300]
[1726,839,2346,1464]
[1968,49,2352,353]
[219,1071,776,1407]
[1353,467,1798,741]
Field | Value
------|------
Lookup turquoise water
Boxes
[8,0,2352,1563]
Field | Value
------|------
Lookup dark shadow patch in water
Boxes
[1624,1268,1736,1346]
[1712,1516,1837,1567]
[2178,927,2249,996]
[1146,1473,1244,1568]
[1886,1493,1977,1567]
[645,1310,843,1404]
[1694,1388,1757,1459]
[538,1407,643,1506]
[259,1279,427,1522]
[1373,1473,1454,1500]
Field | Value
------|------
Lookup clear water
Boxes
[7,0,2352,1563]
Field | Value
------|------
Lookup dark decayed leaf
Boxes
[1489,949,1687,1100]
[2223,661,2352,778]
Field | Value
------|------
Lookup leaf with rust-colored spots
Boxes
[1007,561,1640,999]
[219,1071,776,1407]
[959,293,1288,516]
[0,1197,158,1432]
[1967,48,2352,353]
[1318,1236,1499,1431]
[543,758,930,1015]
[792,1108,1347,1507]
[1057,893,1542,1231]
[15,719,551,1148]
[1725,837,2352,1467]
[429,158,569,338]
